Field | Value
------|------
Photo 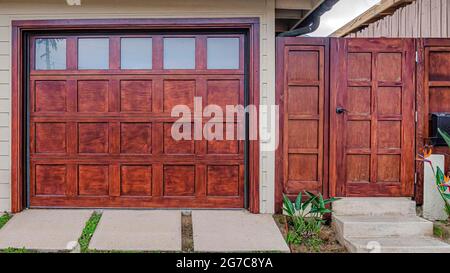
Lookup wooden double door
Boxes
[277,38,416,206]
[28,32,246,208]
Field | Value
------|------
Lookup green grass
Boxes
[78,212,102,253]
[1,247,34,253]
[86,249,164,253]
[0,213,12,230]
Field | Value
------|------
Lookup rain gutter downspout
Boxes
[278,0,340,37]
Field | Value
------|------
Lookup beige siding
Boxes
[350,0,450,38]
[0,84,10,99]
[0,42,9,55]
[0,0,278,213]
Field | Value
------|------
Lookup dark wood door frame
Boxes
[11,18,260,213]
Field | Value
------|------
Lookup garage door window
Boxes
[163,38,195,69]
[35,38,66,70]
[78,38,109,70]
[207,38,240,69]
[121,38,152,69]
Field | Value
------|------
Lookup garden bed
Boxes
[273,215,346,253]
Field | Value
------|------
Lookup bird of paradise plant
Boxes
[418,129,450,218]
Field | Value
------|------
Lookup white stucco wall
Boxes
[423,155,448,221]
[0,0,277,213]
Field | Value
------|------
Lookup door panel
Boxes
[330,38,415,197]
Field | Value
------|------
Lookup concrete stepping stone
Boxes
[89,210,181,252]
[0,209,92,251]
[192,210,289,252]
[332,198,450,253]
[344,236,450,253]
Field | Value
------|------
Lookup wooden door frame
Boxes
[274,37,330,212]
[11,18,260,213]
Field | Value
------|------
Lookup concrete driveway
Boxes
[0,209,92,251]
[0,209,289,252]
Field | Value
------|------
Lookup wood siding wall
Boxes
[349,0,450,38]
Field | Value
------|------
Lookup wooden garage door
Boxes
[28,33,245,208]
[330,38,415,197]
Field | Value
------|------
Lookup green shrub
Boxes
[282,191,339,250]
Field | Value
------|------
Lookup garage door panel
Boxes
[206,165,240,197]
[163,122,195,155]
[34,164,67,196]
[163,165,196,197]
[78,122,109,154]
[206,79,241,109]
[120,122,152,154]
[34,80,68,113]
[120,165,152,197]
[77,80,109,113]
[119,80,153,113]
[205,123,242,155]
[34,122,67,154]
[78,164,109,196]
[163,80,195,112]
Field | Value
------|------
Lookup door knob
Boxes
[336,107,347,114]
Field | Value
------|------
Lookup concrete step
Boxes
[343,236,450,253]
[332,198,416,216]
[333,215,433,239]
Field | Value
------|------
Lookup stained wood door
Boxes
[28,33,245,208]
[330,38,415,197]
[275,37,329,211]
